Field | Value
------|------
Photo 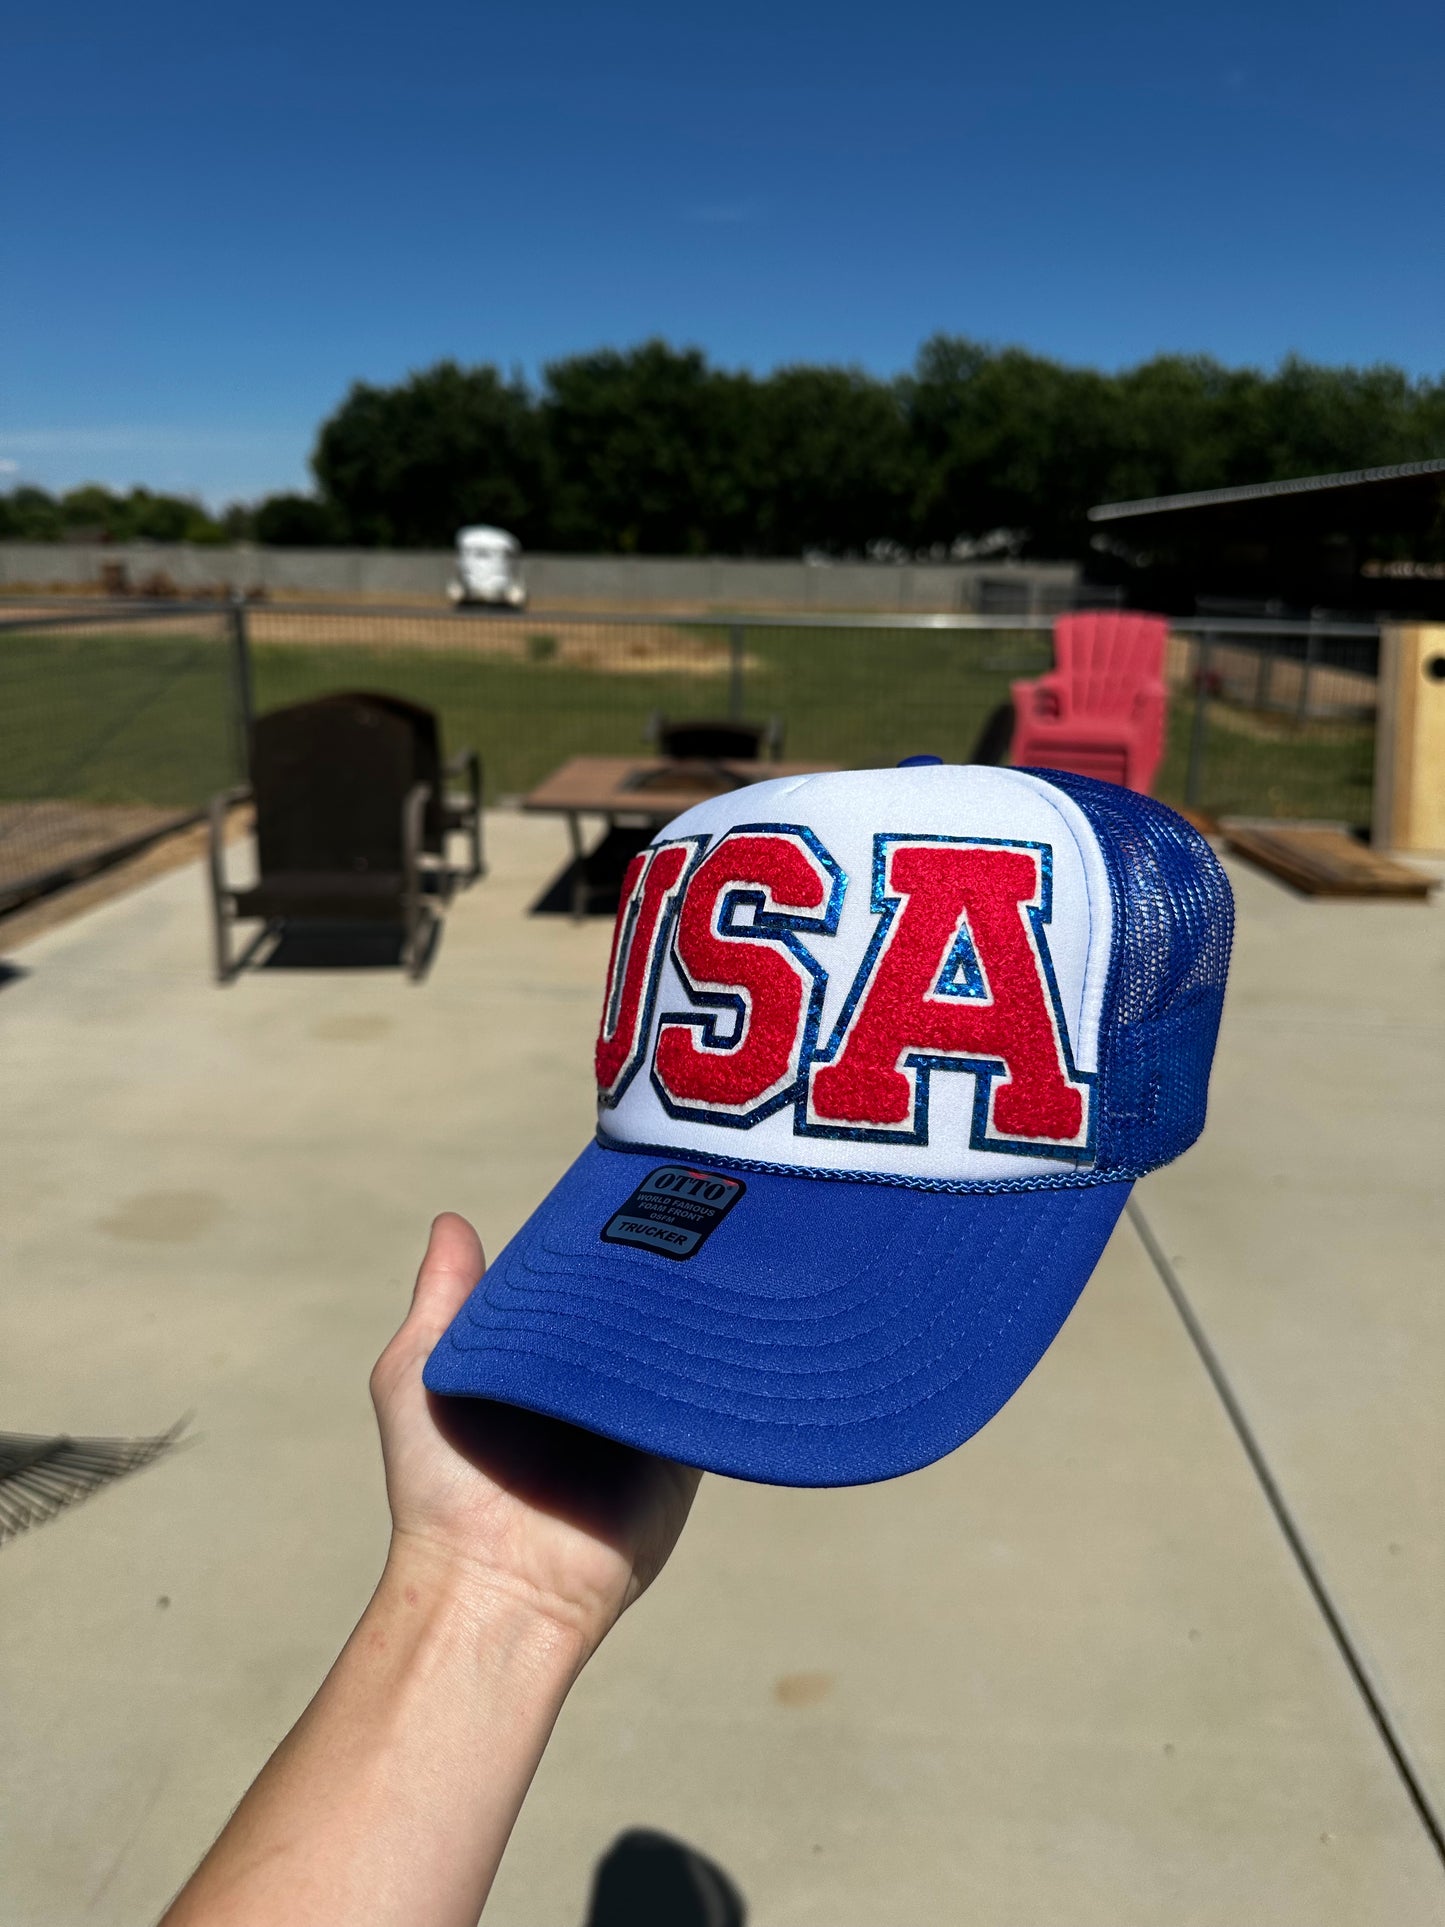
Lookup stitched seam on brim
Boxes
[445,1195,1101,1420]
[437,1267,1064,1432]
[476,1197,1024,1378]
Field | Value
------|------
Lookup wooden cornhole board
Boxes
[1373,624,1445,854]
[1220,821,1436,899]
[1172,804,1220,839]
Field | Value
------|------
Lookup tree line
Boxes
[6,337,1444,560]
[0,484,248,547]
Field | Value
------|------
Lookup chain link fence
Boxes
[0,602,246,913]
[1164,619,1379,825]
[243,606,1055,799]
[0,598,1381,919]
[245,604,1380,826]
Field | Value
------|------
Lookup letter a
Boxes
[807,838,1089,1149]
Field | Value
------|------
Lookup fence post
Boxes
[1254,634,1274,710]
[1184,630,1213,809]
[1295,616,1319,725]
[728,623,745,721]
[228,591,254,782]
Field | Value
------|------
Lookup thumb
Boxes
[406,1212,486,1341]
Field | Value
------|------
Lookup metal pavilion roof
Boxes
[1089,457,1445,524]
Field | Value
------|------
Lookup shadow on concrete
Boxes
[530,825,653,918]
[256,918,443,978]
[581,1829,746,1927]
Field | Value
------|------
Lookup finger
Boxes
[407,1212,486,1338]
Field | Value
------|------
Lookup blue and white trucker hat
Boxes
[425,763,1233,1486]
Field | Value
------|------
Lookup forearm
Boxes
[162,1538,589,1927]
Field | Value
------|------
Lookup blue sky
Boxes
[5,0,1445,505]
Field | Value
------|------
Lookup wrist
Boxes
[161,1527,593,1926]
[378,1530,598,1687]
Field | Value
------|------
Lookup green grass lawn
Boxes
[249,625,1056,799]
[254,624,1375,823]
[0,626,240,809]
[2,619,1376,828]
[1157,691,1375,823]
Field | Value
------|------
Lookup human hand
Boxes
[163,1213,694,1927]
[370,1214,701,1660]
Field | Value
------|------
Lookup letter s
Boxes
[652,825,843,1126]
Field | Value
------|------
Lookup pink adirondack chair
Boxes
[1010,612,1170,793]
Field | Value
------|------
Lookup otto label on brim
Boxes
[600,1164,745,1261]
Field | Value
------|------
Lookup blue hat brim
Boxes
[423,1139,1130,1487]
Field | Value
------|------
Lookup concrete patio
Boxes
[0,811,1441,1926]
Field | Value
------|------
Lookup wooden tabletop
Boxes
[522,755,835,819]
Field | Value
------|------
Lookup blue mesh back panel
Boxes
[1022,772,1235,1177]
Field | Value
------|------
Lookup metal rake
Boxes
[0,1421,186,1545]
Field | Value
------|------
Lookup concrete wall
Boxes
[0,541,1078,615]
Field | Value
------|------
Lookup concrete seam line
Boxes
[1123,1194,1445,1871]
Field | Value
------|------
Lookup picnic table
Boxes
[523,755,834,918]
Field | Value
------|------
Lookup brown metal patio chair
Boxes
[208,695,448,982]
[645,714,785,761]
[315,690,484,881]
